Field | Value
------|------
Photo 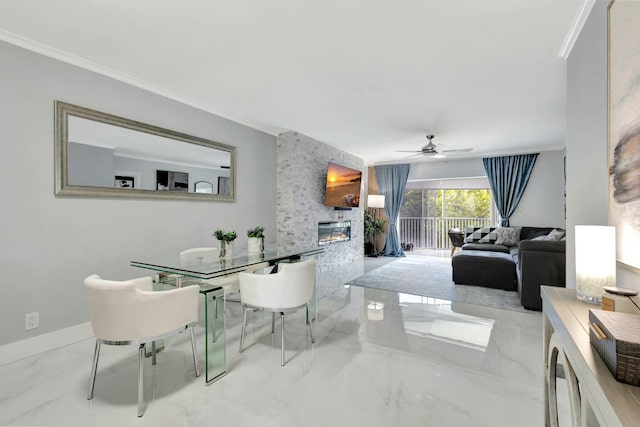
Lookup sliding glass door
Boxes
[399,178,494,249]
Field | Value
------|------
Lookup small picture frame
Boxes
[218,177,231,195]
[157,170,189,192]
[114,170,141,189]
[114,175,135,189]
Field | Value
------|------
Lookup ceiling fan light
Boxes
[433,154,446,159]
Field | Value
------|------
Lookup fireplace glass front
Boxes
[318,221,351,246]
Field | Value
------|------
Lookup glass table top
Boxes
[131,245,324,279]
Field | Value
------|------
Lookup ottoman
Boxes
[452,250,517,291]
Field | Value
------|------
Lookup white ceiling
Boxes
[0,0,587,165]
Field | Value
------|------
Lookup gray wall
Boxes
[407,158,486,181]
[509,150,565,228]
[68,142,114,187]
[0,41,277,346]
[566,2,610,288]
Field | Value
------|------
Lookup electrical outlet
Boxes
[25,312,39,330]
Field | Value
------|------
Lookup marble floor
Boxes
[0,261,545,427]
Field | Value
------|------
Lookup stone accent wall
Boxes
[277,131,366,271]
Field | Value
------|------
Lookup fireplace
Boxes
[318,221,351,246]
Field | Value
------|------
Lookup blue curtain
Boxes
[375,164,410,257]
[482,153,538,226]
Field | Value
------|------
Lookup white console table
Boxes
[542,286,640,426]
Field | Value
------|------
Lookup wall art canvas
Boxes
[609,0,640,270]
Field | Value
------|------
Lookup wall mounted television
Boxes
[324,162,362,208]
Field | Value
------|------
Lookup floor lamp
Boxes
[367,194,385,257]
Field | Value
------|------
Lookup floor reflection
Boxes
[0,260,544,427]
[357,287,496,355]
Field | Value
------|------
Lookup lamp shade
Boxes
[368,194,385,209]
[367,301,384,321]
[575,225,616,304]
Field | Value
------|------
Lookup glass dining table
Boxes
[131,245,324,384]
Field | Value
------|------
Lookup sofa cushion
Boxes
[452,250,517,291]
[464,226,497,244]
[518,239,566,254]
[495,227,522,246]
[462,243,510,253]
[517,240,566,310]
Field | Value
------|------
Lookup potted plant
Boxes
[364,209,385,256]
[213,229,237,259]
[247,226,265,253]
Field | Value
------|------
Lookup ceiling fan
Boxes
[396,134,473,158]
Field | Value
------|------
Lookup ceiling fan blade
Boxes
[442,148,473,154]
[395,150,423,153]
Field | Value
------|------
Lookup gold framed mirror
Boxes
[54,101,236,201]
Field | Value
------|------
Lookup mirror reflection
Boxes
[194,181,214,194]
[55,101,236,201]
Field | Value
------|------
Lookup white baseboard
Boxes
[0,322,93,367]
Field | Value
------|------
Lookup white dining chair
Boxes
[83,274,200,417]
[180,247,219,264]
[179,247,270,340]
[238,258,317,366]
[179,246,270,296]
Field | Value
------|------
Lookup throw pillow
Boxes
[495,227,521,246]
[547,228,565,241]
[531,229,566,241]
[464,226,481,243]
[479,228,499,243]
[464,226,497,244]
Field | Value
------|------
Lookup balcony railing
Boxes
[399,217,491,249]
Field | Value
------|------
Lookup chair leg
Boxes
[87,339,101,400]
[151,341,157,365]
[189,325,200,377]
[271,311,276,334]
[306,304,315,344]
[138,343,146,418]
[281,312,285,367]
[239,305,249,353]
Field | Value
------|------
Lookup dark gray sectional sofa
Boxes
[451,226,566,311]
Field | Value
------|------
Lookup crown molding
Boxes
[558,0,597,59]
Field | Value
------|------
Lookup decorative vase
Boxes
[219,241,234,259]
[248,237,264,253]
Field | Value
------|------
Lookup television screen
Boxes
[324,162,362,208]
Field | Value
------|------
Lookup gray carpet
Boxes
[348,254,532,313]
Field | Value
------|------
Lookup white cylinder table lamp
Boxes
[575,225,616,304]
[367,301,384,321]
[368,194,385,209]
